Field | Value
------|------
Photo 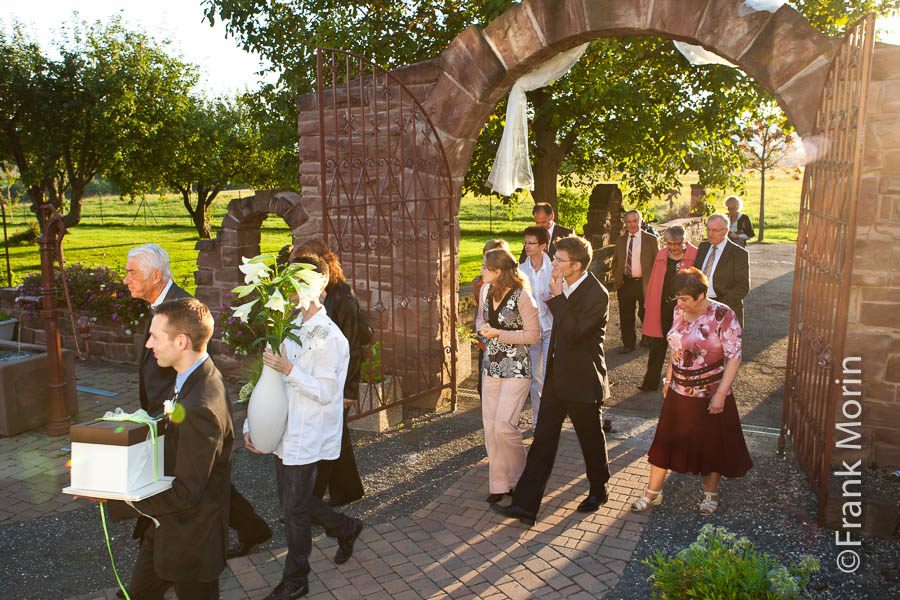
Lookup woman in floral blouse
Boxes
[631,267,752,516]
[475,248,540,503]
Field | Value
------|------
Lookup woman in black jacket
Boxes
[725,196,754,247]
[291,240,365,506]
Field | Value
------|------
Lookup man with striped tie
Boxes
[613,210,657,353]
[693,214,750,327]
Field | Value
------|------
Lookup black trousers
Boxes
[617,278,645,348]
[229,484,270,540]
[641,336,668,390]
[276,461,356,587]
[128,529,219,600]
[510,395,611,517]
[313,411,364,505]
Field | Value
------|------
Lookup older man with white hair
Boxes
[693,214,750,327]
[125,243,192,415]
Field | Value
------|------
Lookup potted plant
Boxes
[229,255,325,453]
[0,309,17,341]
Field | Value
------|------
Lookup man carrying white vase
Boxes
[244,254,363,600]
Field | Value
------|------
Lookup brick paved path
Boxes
[71,432,652,600]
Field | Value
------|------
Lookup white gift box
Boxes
[68,419,166,496]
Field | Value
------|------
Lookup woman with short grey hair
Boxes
[724,196,754,247]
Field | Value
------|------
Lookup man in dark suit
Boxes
[693,214,750,327]
[125,244,192,416]
[111,298,233,599]
[124,244,271,564]
[519,202,574,262]
[612,210,658,353]
[493,235,612,526]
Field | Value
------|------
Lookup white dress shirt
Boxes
[151,279,174,308]
[244,308,349,466]
[520,253,554,334]
[702,239,729,299]
[562,271,589,298]
[626,233,643,278]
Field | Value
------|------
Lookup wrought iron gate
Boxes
[780,15,875,522]
[316,48,458,421]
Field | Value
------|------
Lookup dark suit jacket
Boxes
[693,240,750,327]
[518,222,574,262]
[612,230,658,294]
[139,283,192,415]
[115,358,234,584]
[542,273,611,404]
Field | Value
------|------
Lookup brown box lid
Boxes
[70,419,167,446]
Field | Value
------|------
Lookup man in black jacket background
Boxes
[493,235,611,526]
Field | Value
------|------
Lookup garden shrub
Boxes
[18,263,146,333]
[217,293,265,357]
[644,524,820,599]
[556,188,589,233]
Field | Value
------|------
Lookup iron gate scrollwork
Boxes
[779,15,875,523]
[316,48,458,421]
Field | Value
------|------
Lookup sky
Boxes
[1,0,275,97]
[2,1,899,98]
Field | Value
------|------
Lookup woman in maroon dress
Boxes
[630,268,752,515]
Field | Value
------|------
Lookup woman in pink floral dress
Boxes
[630,268,752,515]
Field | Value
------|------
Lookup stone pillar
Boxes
[841,43,900,473]
[690,184,707,215]
[583,184,624,288]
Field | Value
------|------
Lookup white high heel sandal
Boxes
[630,488,663,512]
[699,491,718,515]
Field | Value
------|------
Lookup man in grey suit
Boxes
[612,210,658,352]
[692,214,750,327]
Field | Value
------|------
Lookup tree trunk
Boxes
[758,166,766,242]
[532,160,559,211]
[61,184,86,228]
[192,187,212,239]
[529,90,564,213]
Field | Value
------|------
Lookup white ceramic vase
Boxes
[246,363,289,454]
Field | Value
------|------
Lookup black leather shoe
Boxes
[334,519,364,565]
[618,346,636,354]
[227,522,273,559]
[264,581,309,600]
[490,502,536,527]
[638,383,658,392]
[577,489,609,513]
[486,493,505,503]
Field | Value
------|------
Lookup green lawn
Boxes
[1,171,801,291]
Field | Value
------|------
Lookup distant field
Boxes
[0,169,801,290]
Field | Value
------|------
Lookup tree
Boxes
[146,95,282,238]
[0,18,197,227]
[738,108,795,242]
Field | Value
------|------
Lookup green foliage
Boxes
[360,342,384,385]
[644,524,820,599]
[7,222,39,246]
[217,293,266,358]
[556,188,589,233]
[237,354,264,403]
[792,0,899,34]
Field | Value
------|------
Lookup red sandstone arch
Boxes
[420,0,835,187]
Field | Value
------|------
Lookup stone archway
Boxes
[292,0,899,485]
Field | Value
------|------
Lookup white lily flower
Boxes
[232,299,258,323]
[238,256,272,284]
[265,289,287,313]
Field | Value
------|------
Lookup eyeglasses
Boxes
[524,241,540,246]
[553,258,572,263]
[707,227,727,233]
[665,241,683,247]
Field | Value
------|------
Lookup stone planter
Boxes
[349,376,403,432]
[0,318,17,341]
[0,339,77,436]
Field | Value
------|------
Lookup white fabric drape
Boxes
[738,0,786,17]
[673,41,738,68]
[487,43,589,197]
